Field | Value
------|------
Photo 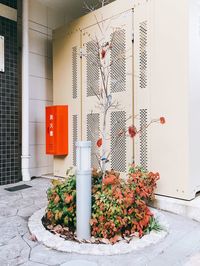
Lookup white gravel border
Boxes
[28,208,169,255]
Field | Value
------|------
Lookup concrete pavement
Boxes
[0,178,200,266]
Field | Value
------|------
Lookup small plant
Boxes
[46,175,76,232]
[45,165,161,244]
[144,216,163,235]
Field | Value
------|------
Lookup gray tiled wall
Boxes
[0,1,21,185]
[0,0,17,9]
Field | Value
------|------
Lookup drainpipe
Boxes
[21,0,31,181]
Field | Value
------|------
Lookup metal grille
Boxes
[72,46,78,99]
[110,29,126,93]
[139,109,148,170]
[111,111,126,172]
[87,113,100,168]
[139,21,147,89]
[72,115,78,166]
[86,41,100,97]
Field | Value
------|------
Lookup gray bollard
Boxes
[76,141,92,240]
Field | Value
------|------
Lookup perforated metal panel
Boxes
[110,29,126,93]
[87,113,100,168]
[111,111,126,172]
[72,115,78,166]
[86,41,100,97]
[139,109,148,170]
[53,25,81,177]
[139,21,147,89]
[72,46,78,99]
[81,9,133,174]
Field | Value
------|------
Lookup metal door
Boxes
[53,27,81,176]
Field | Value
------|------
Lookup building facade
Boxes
[1,0,200,201]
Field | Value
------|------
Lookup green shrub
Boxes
[46,175,76,232]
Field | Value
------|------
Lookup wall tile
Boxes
[29,53,46,78]
[29,0,47,26]
[29,21,47,35]
[46,57,53,79]
[29,122,45,145]
[47,28,53,38]
[29,165,53,177]
[47,7,65,30]
[47,36,53,58]
[28,0,65,178]
[29,144,52,168]
[29,99,52,123]
[29,29,48,57]
[29,53,53,79]
[1,0,17,9]
[29,76,53,101]
[0,16,20,185]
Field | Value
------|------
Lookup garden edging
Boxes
[28,207,169,255]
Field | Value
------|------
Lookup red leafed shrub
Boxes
[91,166,160,242]
[45,166,160,244]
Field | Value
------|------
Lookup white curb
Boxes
[28,207,169,256]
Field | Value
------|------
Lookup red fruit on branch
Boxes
[160,117,166,124]
[97,138,102,147]
[128,126,137,138]
[101,49,106,59]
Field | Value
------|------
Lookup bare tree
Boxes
[83,1,165,176]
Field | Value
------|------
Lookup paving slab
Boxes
[184,253,200,266]
[30,244,72,265]
[20,262,48,266]
[0,235,30,265]
[0,178,200,266]
[61,260,98,266]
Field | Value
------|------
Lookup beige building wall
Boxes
[53,0,200,200]
[146,0,190,199]
[134,0,200,199]
[188,0,200,193]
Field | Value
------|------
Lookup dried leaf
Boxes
[47,224,53,230]
[100,238,110,244]
[124,236,132,243]
[53,225,63,234]
[90,236,96,243]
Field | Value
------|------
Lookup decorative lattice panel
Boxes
[111,111,126,172]
[139,21,147,89]
[87,113,100,168]
[86,41,100,97]
[72,115,78,166]
[72,46,78,99]
[139,109,148,170]
[110,29,126,93]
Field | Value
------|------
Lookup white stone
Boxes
[28,207,169,256]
